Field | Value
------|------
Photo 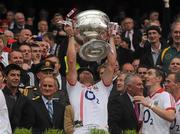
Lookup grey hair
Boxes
[170,19,180,32]
[124,73,139,86]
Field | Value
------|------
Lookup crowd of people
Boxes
[0,0,180,134]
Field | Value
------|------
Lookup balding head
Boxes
[14,12,25,26]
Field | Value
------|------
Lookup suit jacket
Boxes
[139,41,169,68]
[64,105,74,134]
[2,86,34,131]
[121,29,142,53]
[32,97,65,134]
[108,92,139,134]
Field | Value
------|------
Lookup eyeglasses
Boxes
[138,72,147,75]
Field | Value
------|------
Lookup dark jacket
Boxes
[32,97,65,134]
[2,86,34,131]
[108,92,139,134]
[121,29,142,53]
[139,40,169,68]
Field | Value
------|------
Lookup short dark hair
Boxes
[4,64,22,76]
[150,67,164,78]
[146,25,161,34]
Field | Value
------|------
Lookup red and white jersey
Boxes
[170,99,180,134]
[140,88,175,134]
[67,80,112,133]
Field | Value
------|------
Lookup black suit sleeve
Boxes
[19,97,35,129]
[108,97,123,134]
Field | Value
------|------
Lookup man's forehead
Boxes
[11,52,23,57]
[8,70,20,74]
[147,69,156,73]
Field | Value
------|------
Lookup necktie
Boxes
[46,101,53,121]
[133,102,140,120]
[127,31,131,39]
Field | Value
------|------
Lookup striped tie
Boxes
[47,101,53,121]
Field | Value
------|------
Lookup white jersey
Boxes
[67,81,112,134]
[140,88,175,134]
[170,99,180,134]
[0,90,12,134]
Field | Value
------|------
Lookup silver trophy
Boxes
[74,10,112,62]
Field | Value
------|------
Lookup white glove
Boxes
[163,0,170,8]
[163,0,169,3]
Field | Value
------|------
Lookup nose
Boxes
[14,74,20,80]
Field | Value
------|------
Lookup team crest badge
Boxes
[165,53,172,61]
[45,61,50,67]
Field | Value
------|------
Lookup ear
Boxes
[36,72,41,79]
[158,34,161,38]
[126,84,132,91]
[157,76,162,82]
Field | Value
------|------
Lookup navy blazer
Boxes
[32,97,65,134]
[108,92,139,134]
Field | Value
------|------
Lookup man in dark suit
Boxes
[32,76,65,134]
[108,74,144,134]
[121,17,142,55]
[2,64,34,132]
[139,25,169,68]
[10,12,33,35]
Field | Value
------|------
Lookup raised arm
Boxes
[102,30,117,86]
[64,24,77,85]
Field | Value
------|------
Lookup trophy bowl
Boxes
[74,10,111,62]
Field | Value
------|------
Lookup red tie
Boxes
[134,102,140,121]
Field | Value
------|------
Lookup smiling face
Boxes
[9,51,24,67]
[169,57,180,73]
[145,69,162,88]
[171,22,180,46]
[40,77,58,99]
[31,45,42,61]
[6,70,20,88]
[164,73,176,94]
[147,29,161,44]
[127,76,144,96]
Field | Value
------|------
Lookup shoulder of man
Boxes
[161,46,171,62]
[32,95,40,101]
